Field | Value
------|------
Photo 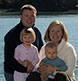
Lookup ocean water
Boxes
[0,14,78,81]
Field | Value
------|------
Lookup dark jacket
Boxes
[4,21,43,74]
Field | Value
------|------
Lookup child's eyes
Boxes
[51,30,55,33]
[24,37,31,38]
[48,52,51,54]
[29,37,32,38]
[48,52,56,54]
[53,52,56,54]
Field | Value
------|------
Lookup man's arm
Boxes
[4,32,27,72]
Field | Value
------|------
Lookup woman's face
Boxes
[49,25,63,45]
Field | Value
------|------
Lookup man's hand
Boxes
[27,64,34,73]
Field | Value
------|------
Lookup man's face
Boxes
[20,9,36,27]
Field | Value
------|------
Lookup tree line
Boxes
[0,0,77,12]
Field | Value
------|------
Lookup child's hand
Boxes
[18,59,29,67]
[22,60,29,67]
[21,60,32,67]
[54,67,59,71]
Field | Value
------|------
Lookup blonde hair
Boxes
[20,28,36,43]
[20,4,37,15]
[44,20,68,42]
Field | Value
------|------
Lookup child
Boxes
[14,28,39,81]
[38,41,68,81]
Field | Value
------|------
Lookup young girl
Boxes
[14,28,39,81]
[38,41,68,81]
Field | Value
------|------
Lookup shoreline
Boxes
[0,9,78,15]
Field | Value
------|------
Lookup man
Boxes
[4,4,43,81]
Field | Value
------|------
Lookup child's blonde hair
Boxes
[20,28,36,43]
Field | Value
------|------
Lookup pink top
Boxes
[14,44,39,81]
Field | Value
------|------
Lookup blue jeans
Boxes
[4,72,14,81]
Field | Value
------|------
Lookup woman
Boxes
[26,20,77,81]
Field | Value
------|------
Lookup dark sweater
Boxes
[4,21,43,74]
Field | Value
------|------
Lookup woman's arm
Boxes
[4,34,27,72]
[63,44,77,76]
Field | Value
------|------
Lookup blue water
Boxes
[0,14,78,80]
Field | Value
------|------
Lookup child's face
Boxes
[45,47,57,59]
[22,33,33,47]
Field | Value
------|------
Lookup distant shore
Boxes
[0,9,78,15]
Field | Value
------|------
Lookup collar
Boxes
[57,39,66,53]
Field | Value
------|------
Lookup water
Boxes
[0,14,78,81]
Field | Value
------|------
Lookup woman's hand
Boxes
[37,64,55,74]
